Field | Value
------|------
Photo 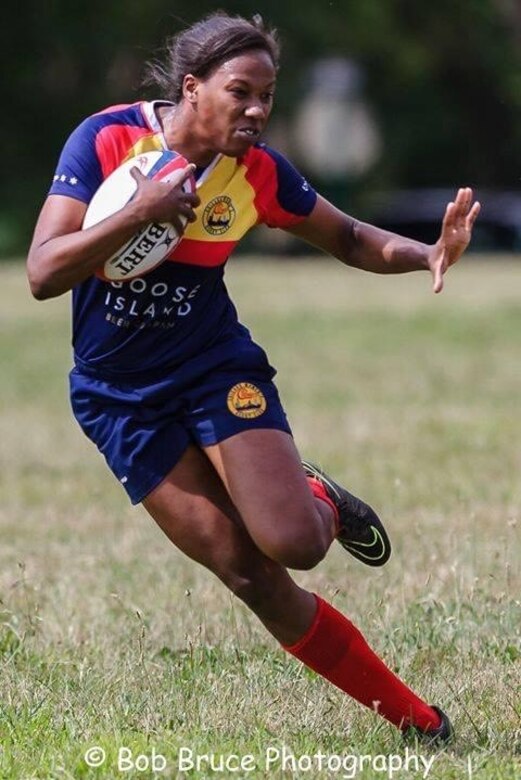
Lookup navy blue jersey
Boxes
[49,101,317,379]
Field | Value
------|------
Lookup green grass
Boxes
[0,257,520,779]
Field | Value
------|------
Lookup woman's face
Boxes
[185,49,277,159]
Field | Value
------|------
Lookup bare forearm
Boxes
[291,189,479,290]
[341,219,430,274]
[27,201,147,300]
[291,203,431,275]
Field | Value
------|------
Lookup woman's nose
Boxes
[244,102,266,119]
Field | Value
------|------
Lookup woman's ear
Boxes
[182,75,199,103]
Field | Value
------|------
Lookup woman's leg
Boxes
[142,443,317,644]
[142,440,446,735]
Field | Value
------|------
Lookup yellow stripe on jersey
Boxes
[185,156,259,242]
[124,136,164,161]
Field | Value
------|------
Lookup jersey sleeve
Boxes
[48,115,104,204]
[255,145,317,229]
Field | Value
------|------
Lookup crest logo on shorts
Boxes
[203,196,236,235]
[227,382,267,419]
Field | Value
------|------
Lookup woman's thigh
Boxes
[143,443,249,573]
[203,429,335,568]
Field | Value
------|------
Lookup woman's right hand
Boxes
[129,164,200,234]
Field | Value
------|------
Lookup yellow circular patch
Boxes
[227,382,267,419]
[203,196,236,236]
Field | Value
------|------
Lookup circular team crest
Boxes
[203,196,236,235]
[227,382,267,419]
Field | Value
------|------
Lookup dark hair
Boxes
[143,12,280,103]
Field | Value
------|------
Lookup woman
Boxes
[27,12,479,741]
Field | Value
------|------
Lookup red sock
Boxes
[307,476,340,534]
[283,595,441,732]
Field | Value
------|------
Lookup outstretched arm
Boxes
[289,187,481,293]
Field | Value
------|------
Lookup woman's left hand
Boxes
[429,187,481,293]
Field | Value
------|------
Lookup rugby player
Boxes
[27,12,480,741]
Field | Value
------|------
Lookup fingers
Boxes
[433,187,480,295]
[177,200,199,223]
[129,162,200,228]
[184,192,201,209]
[130,167,146,183]
[456,186,472,211]
[169,215,185,235]
[441,187,480,244]
[170,201,198,232]
[172,189,200,224]
[131,163,196,193]
[466,200,481,231]
[442,200,456,231]
[179,163,197,184]
[452,187,480,223]
[432,258,445,294]
[159,163,197,193]
[445,189,468,229]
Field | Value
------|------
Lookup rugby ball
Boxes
[83,150,196,281]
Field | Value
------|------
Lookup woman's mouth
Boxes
[235,127,260,140]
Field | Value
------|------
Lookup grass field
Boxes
[0,257,520,779]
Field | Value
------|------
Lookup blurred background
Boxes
[1,0,520,257]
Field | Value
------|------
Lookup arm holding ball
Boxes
[27,163,199,300]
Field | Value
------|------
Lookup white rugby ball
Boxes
[83,150,196,281]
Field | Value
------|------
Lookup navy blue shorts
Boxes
[69,337,291,504]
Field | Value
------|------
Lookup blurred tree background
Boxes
[1,0,519,257]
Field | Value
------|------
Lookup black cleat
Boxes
[404,706,454,745]
[302,461,391,566]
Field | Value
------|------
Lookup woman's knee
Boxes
[268,537,328,570]
[258,515,330,570]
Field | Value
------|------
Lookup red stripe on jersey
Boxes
[95,126,153,179]
[243,147,305,229]
[167,238,237,267]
